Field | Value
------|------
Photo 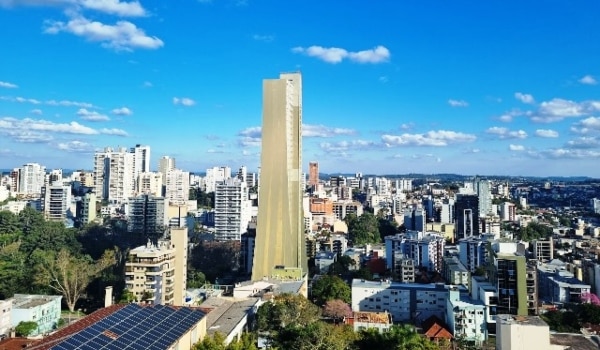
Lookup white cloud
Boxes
[382,130,476,147]
[448,99,468,107]
[303,124,355,137]
[531,98,588,122]
[0,0,146,16]
[291,45,390,64]
[0,117,99,136]
[485,126,527,139]
[57,140,95,152]
[514,92,535,104]
[99,128,128,136]
[238,126,262,147]
[571,117,600,134]
[46,99,95,108]
[111,106,132,115]
[0,81,18,88]
[509,144,525,151]
[534,129,559,138]
[252,34,274,42]
[540,148,600,159]
[44,15,164,51]
[30,108,43,115]
[320,140,377,153]
[173,97,195,106]
[76,108,110,121]
[566,137,600,149]
[579,75,597,85]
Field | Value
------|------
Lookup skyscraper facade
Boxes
[308,161,319,188]
[455,194,480,240]
[252,72,306,281]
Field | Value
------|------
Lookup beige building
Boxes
[496,315,563,350]
[137,171,163,196]
[252,72,306,281]
[125,241,175,305]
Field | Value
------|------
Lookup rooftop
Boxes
[352,279,449,291]
[12,294,61,309]
[496,314,548,327]
[201,297,260,337]
[353,311,392,325]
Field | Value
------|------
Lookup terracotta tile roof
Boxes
[423,322,453,340]
[28,304,126,350]
[0,337,37,350]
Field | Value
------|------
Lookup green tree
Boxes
[118,289,136,303]
[256,293,321,331]
[0,210,21,244]
[356,324,439,350]
[226,332,258,350]
[311,275,351,305]
[21,220,81,257]
[193,332,227,350]
[34,248,116,312]
[188,270,207,288]
[276,322,356,350]
[347,212,380,245]
[0,241,30,298]
[15,321,38,337]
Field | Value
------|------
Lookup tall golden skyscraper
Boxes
[252,72,307,281]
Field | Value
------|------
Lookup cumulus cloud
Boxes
[111,106,132,115]
[1,95,96,108]
[77,108,110,121]
[566,137,600,149]
[303,124,355,137]
[514,92,535,104]
[382,130,476,147]
[0,0,146,16]
[579,75,597,85]
[485,126,527,139]
[57,140,95,152]
[30,108,43,115]
[535,129,559,138]
[529,98,600,123]
[291,45,390,64]
[0,117,99,144]
[0,81,18,88]
[173,97,195,106]
[539,148,600,159]
[571,117,600,134]
[238,126,262,147]
[320,140,378,153]
[448,99,468,107]
[44,15,164,51]
[509,144,525,151]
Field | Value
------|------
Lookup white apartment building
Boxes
[447,288,487,344]
[496,315,553,350]
[16,163,46,195]
[204,166,231,193]
[352,279,449,323]
[385,231,445,273]
[131,144,151,175]
[41,184,71,222]
[0,299,12,337]
[93,146,150,203]
[77,192,97,225]
[214,178,252,241]
[500,202,516,222]
[396,178,413,192]
[440,198,455,224]
[137,171,163,197]
[165,169,190,205]
[158,156,176,183]
[473,177,492,217]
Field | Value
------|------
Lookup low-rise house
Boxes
[0,299,12,337]
[352,311,392,333]
[11,295,62,336]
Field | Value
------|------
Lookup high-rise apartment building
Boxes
[93,147,135,203]
[158,156,176,184]
[137,172,163,197]
[131,144,151,175]
[127,194,167,236]
[403,207,426,232]
[204,166,231,193]
[473,177,492,217]
[125,240,176,305]
[41,184,71,222]
[455,194,480,240]
[252,72,306,281]
[214,178,252,241]
[16,163,46,195]
[308,161,319,188]
[164,169,190,205]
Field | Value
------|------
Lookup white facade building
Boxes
[385,231,445,272]
[158,156,176,184]
[165,169,190,205]
[214,178,252,241]
[17,163,46,195]
[41,184,71,222]
[0,298,12,337]
[137,171,163,197]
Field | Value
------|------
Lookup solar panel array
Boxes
[51,304,205,350]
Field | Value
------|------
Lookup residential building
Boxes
[352,311,393,333]
[137,171,163,196]
[16,163,46,195]
[308,161,319,188]
[351,279,450,324]
[332,200,363,221]
[94,147,136,203]
[532,238,553,262]
[41,184,71,222]
[440,198,454,224]
[127,194,167,236]
[131,144,151,179]
[252,72,306,281]
[538,260,591,304]
[493,253,528,316]
[11,294,62,336]
[385,231,445,272]
[403,207,426,232]
[125,240,177,305]
[446,288,487,345]
[29,303,206,350]
[455,194,480,240]
[591,198,600,214]
[315,251,336,274]
[158,156,176,184]
[458,237,489,273]
[0,299,12,337]
[76,192,97,225]
[582,259,600,296]
[391,254,416,283]
[214,178,252,241]
[204,166,231,193]
[500,202,516,222]
[473,177,492,217]
[165,169,190,205]
[443,256,470,287]
[496,315,552,350]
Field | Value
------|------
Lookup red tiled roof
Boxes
[0,337,37,350]
[423,322,453,340]
[28,304,126,350]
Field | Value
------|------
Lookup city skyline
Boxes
[1,1,600,177]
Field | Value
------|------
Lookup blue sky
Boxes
[1,0,600,177]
